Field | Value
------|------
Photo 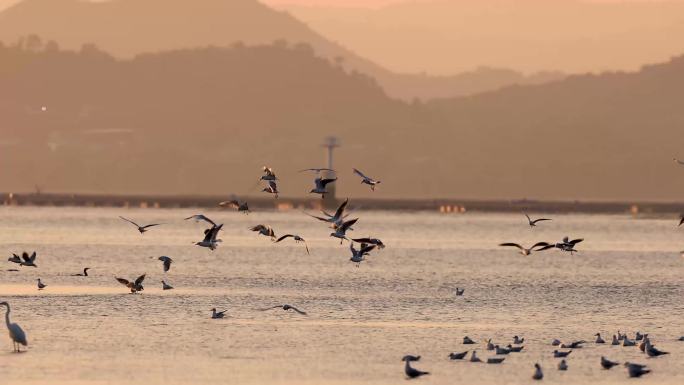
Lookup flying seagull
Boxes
[524,213,551,227]
[0,301,27,353]
[330,218,358,244]
[19,252,37,267]
[158,256,173,272]
[309,177,337,198]
[259,304,307,315]
[353,168,381,191]
[260,166,277,181]
[115,274,146,293]
[196,224,223,250]
[349,242,376,266]
[119,216,163,234]
[305,198,349,228]
[72,267,90,276]
[184,214,217,227]
[250,225,276,240]
[7,253,22,264]
[262,180,279,198]
[351,237,385,249]
[274,234,309,255]
[499,242,551,256]
[219,200,250,214]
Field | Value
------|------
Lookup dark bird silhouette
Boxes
[274,234,309,255]
[403,358,429,379]
[251,225,276,240]
[524,213,551,227]
[448,351,468,360]
[115,274,146,293]
[158,256,173,272]
[262,180,279,198]
[601,356,619,370]
[219,200,249,214]
[309,177,337,198]
[72,267,90,276]
[19,252,37,267]
[119,216,162,234]
[353,168,381,191]
[259,304,307,315]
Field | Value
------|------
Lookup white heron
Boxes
[0,302,27,353]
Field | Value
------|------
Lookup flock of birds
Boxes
[2,165,683,382]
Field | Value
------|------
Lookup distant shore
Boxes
[2,192,683,216]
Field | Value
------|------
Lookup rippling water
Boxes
[1,206,683,384]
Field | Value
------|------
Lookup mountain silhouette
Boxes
[0,0,564,100]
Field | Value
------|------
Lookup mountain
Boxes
[1,41,684,201]
[283,0,684,74]
[0,0,564,100]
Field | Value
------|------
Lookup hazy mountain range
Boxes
[0,0,565,100]
[2,39,684,201]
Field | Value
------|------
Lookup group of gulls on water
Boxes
[3,166,683,382]
[404,330,675,380]
[2,166,385,350]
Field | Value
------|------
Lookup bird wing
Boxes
[320,178,337,187]
[341,218,358,231]
[531,218,552,224]
[290,306,307,315]
[135,274,146,286]
[568,238,584,245]
[536,244,557,251]
[531,242,551,249]
[209,224,223,242]
[119,216,141,228]
[258,305,282,311]
[22,252,32,263]
[141,223,162,229]
[304,212,330,222]
[499,243,523,250]
[115,277,130,286]
[524,213,531,222]
[163,259,172,271]
[360,244,377,254]
[304,242,310,255]
[29,252,36,262]
[352,237,372,243]
[334,198,349,219]
[275,234,293,243]
[268,180,278,190]
[219,200,240,208]
[185,214,216,226]
[250,224,267,232]
[353,168,370,180]
[679,216,684,227]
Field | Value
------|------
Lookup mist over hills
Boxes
[0,0,564,100]
[1,40,684,201]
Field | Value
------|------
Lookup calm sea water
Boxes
[1,206,683,385]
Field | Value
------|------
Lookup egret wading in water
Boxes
[0,302,27,353]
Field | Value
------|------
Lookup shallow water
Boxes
[1,206,683,384]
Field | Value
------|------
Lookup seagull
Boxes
[448,351,468,360]
[306,198,349,228]
[506,344,524,352]
[0,302,27,353]
[72,268,90,276]
[353,168,381,191]
[185,214,217,227]
[595,333,605,344]
[309,177,337,198]
[524,213,551,227]
[19,252,37,267]
[486,339,495,350]
[251,225,276,240]
[403,358,429,379]
[618,331,626,340]
[161,280,174,290]
[7,254,22,264]
[601,356,619,369]
[219,200,249,214]
[351,237,385,249]
[261,180,279,198]
[463,336,475,344]
[259,304,307,315]
[487,357,505,364]
[455,288,465,296]
[115,274,146,293]
[330,218,358,244]
[470,350,482,362]
[260,166,277,181]
[513,336,525,344]
[532,363,543,380]
[158,256,173,272]
[635,332,646,341]
[119,216,162,234]
[561,340,585,349]
[211,308,226,319]
[558,359,568,371]
[499,242,551,256]
[553,236,584,253]
[274,234,309,255]
[36,278,46,290]
[554,350,572,358]
[625,362,650,378]
[494,345,511,355]
[349,242,376,266]
[195,224,223,250]
[645,339,669,357]
[623,337,636,347]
